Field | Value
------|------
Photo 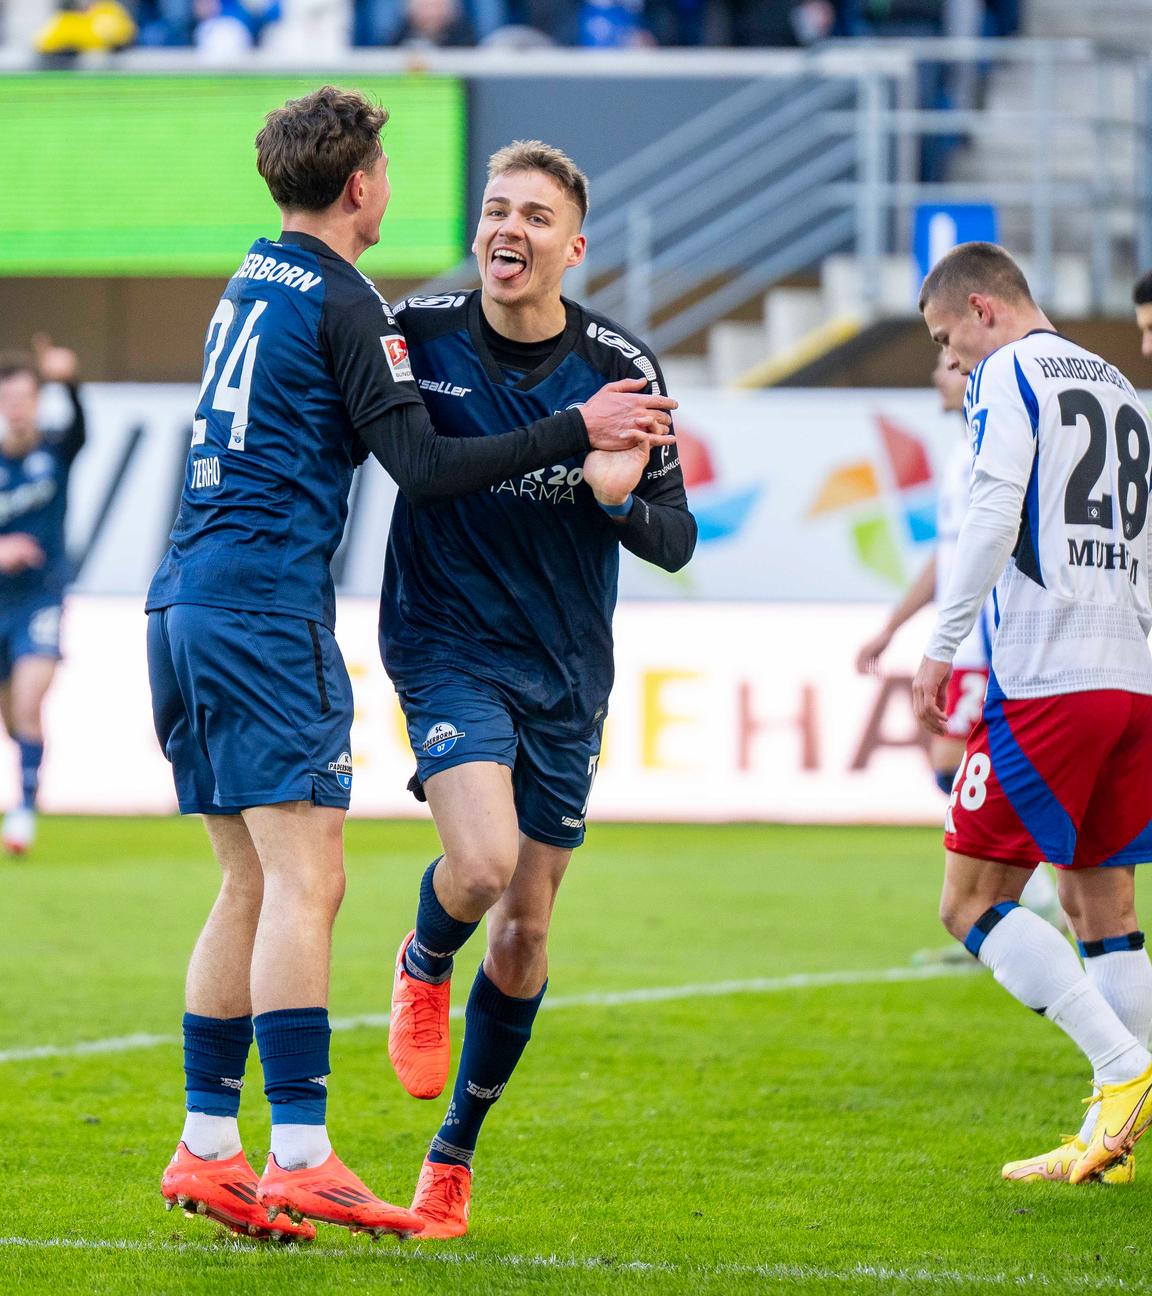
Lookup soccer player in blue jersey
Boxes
[381,141,697,1237]
[0,337,86,856]
[145,91,676,1243]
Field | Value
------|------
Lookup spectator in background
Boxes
[192,0,254,52]
[356,0,502,43]
[577,0,645,46]
[35,1,136,54]
[393,0,476,46]
[132,0,195,43]
[644,0,839,46]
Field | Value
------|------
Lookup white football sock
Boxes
[977,907,1151,1083]
[1019,865,1061,924]
[1077,944,1152,1142]
[270,1123,332,1171]
[180,1112,242,1161]
[1084,947,1152,1049]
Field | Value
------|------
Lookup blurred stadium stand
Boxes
[1,7,1150,388]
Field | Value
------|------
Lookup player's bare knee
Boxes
[219,868,264,911]
[488,916,549,973]
[938,886,981,941]
[10,711,43,742]
[444,850,516,913]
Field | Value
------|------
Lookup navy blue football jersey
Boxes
[0,385,85,604]
[380,291,696,732]
[147,232,422,630]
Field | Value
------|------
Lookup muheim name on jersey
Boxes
[1068,536,1142,585]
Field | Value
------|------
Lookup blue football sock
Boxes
[17,737,43,810]
[254,1007,330,1127]
[934,768,956,795]
[428,965,545,1169]
[404,857,481,984]
[183,1012,253,1117]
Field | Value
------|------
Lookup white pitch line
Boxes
[0,963,975,1066]
[0,1236,1146,1291]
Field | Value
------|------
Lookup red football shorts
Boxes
[944,688,1152,870]
[944,667,989,738]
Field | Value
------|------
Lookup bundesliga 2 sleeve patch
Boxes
[381,335,414,383]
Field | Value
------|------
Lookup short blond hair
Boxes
[918,241,1034,314]
[486,140,589,224]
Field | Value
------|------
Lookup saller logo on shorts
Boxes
[327,751,353,790]
[422,722,465,757]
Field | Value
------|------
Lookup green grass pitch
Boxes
[2,818,1151,1294]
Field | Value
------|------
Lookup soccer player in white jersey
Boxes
[913,242,1152,1185]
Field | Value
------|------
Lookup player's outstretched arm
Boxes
[359,399,673,509]
[325,284,674,507]
[31,332,86,460]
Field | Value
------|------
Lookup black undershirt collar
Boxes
[479,310,564,376]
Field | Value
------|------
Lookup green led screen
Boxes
[0,75,466,276]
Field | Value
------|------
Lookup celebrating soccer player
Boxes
[145,90,675,1243]
[380,142,697,1237]
[913,242,1152,1185]
[0,337,86,856]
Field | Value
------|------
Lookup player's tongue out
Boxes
[491,248,526,282]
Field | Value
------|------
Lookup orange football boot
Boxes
[257,1150,425,1238]
[389,930,452,1100]
[161,1142,315,1241]
[410,1158,471,1238]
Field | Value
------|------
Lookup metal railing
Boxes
[415,39,1152,347]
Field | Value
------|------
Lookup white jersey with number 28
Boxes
[928,330,1152,698]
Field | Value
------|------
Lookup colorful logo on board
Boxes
[677,425,761,544]
[807,415,936,585]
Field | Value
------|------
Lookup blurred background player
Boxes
[1133,269,1152,360]
[0,336,86,856]
[146,87,675,1244]
[382,142,696,1237]
[857,349,1064,943]
[913,242,1152,1186]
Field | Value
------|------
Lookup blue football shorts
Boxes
[0,597,63,681]
[397,668,604,850]
[147,604,354,815]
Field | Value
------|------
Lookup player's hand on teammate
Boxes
[580,377,677,451]
[583,441,649,507]
[855,628,894,675]
[0,533,46,574]
[31,332,79,386]
[912,655,952,735]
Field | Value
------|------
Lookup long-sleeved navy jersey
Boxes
[147,231,424,630]
[380,291,697,733]
[146,234,592,631]
[0,385,86,604]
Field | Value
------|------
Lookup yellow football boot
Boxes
[1069,1062,1152,1185]
[1003,1135,1134,1184]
